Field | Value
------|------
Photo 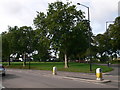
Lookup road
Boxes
[95,64,119,75]
[96,64,119,88]
[105,64,119,76]
[2,69,119,89]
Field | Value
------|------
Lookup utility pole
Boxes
[77,3,92,71]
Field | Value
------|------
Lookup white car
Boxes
[0,64,6,76]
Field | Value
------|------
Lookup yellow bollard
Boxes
[53,66,57,75]
[96,68,103,80]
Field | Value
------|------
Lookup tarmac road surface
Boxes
[2,69,119,88]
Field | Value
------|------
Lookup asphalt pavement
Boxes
[2,65,119,89]
[94,64,119,76]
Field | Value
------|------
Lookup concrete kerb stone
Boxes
[41,68,112,84]
[94,79,111,83]
[63,76,111,83]
[43,74,111,83]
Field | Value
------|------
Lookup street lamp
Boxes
[77,3,92,71]
[106,21,114,67]
[77,3,90,21]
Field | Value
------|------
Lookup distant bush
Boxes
[110,60,120,64]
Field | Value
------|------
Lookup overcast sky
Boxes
[0,0,119,35]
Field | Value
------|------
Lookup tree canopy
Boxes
[33,1,92,68]
[1,1,120,67]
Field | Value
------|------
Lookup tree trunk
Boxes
[79,57,80,63]
[64,53,69,68]
[8,57,10,66]
[23,53,26,67]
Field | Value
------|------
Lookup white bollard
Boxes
[53,66,57,75]
[96,68,103,80]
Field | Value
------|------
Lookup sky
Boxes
[0,0,119,35]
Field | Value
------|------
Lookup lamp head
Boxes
[77,3,81,5]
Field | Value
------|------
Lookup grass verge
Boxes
[2,62,113,73]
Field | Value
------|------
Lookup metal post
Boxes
[106,21,114,67]
[106,22,109,67]
[88,7,92,71]
[29,57,30,69]
[53,66,57,75]
[96,68,103,81]
[77,3,92,71]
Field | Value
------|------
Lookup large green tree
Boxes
[2,26,35,66]
[93,16,120,62]
[33,29,51,62]
[93,34,109,62]
[18,26,35,66]
[2,31,12,65]
[34,1,91,68]
[108,16,120,58]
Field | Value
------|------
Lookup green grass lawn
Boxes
[2,62,113,73]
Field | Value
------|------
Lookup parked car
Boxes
[0,64,6,76]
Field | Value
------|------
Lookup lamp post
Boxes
[106,21,114,67]
[28,54,30,69]
[77,3,90,21]
[106,21,114,32]
[77,3,92,71]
